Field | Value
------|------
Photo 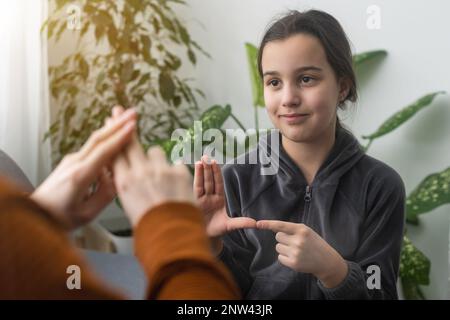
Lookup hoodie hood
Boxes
[260,126,366,186]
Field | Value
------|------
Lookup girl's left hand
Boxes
[257,220,349,288]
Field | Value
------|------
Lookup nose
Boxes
[281,83,301,108]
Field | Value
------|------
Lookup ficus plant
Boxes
[42,0,209,164]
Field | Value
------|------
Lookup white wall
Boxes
[172,0,450,299]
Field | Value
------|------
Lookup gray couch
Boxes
[0,150,34,192]
[0,149,146,299]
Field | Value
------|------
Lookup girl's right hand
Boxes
[194,156,257,252]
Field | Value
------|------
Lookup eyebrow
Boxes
[262,66,323,77]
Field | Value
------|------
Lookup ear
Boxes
[338,77,351,103]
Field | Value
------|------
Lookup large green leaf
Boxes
[185,104,231,148]
[399,236,430,299]
[362,91,446,142]
[352,50,387,69]
[406,167,450,224]
[156,104,232,158]
[198,104,231,131]
[399,236,430,285]
[245,43,264,108]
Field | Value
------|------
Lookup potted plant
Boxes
[42,0,209,164]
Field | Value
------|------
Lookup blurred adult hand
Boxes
[110,106,196,227]
[31,108,137,230]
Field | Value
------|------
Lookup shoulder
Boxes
[351,154,406,218]
[338,153,405,217]
[356,154,405,193]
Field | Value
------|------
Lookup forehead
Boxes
[261,33,329,73]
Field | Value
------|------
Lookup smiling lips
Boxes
[279,113,310,124]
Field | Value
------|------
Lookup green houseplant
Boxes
[42,0,209,164]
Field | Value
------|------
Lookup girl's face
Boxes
[261,34,349,143]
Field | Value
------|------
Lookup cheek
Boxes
[304,84,339,117]
[264,90,279,117]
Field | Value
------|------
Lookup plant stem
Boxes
[230,113,247,131]
[254,107,259,132]
[254,107,260,141]
[363,139,373,152]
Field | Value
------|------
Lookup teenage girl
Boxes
[194,10,405,299]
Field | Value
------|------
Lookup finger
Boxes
[112,106,144,168]
[112,153,128,174]
[97,167,116,199]
[173,160,191,178]
[275,231,292,245]
[275,243,291,257]
[211,159,224,196]
[105,161,114,177]
[80,169,116,222]
[102,167,116,194]
[110,106,132,183]
[112,152,130,194]
[202,155,214,195]
[226,217,257,232]
[278,254,296,270]
[82,120,136,182]
[79,108,137,159]
[193,161,205,197]
[256,220,297,234]
[173,161,195,198]
[124,134,146,166]
[147,146,168,164]
[112,105,125,118]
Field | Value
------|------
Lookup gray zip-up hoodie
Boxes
[219,127,405,299]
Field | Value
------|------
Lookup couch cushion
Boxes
[82,249,147,300]
[0,149,34,192]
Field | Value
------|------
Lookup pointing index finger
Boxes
[256,220,297,234]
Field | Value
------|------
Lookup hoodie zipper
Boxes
[304,185,312,220]
[304,185,312,202]
[303,185,312,299]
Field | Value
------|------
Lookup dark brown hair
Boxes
[257,10,357,132]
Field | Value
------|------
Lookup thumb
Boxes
[78,169,116,226]
[226,217,257,232]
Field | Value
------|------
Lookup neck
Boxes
[282,125,336,185]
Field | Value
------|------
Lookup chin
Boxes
[280,127,312,143]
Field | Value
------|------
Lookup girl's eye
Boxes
[300,76,314,84]
[268,79,280,87]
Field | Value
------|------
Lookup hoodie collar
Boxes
[263,127,365,187]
